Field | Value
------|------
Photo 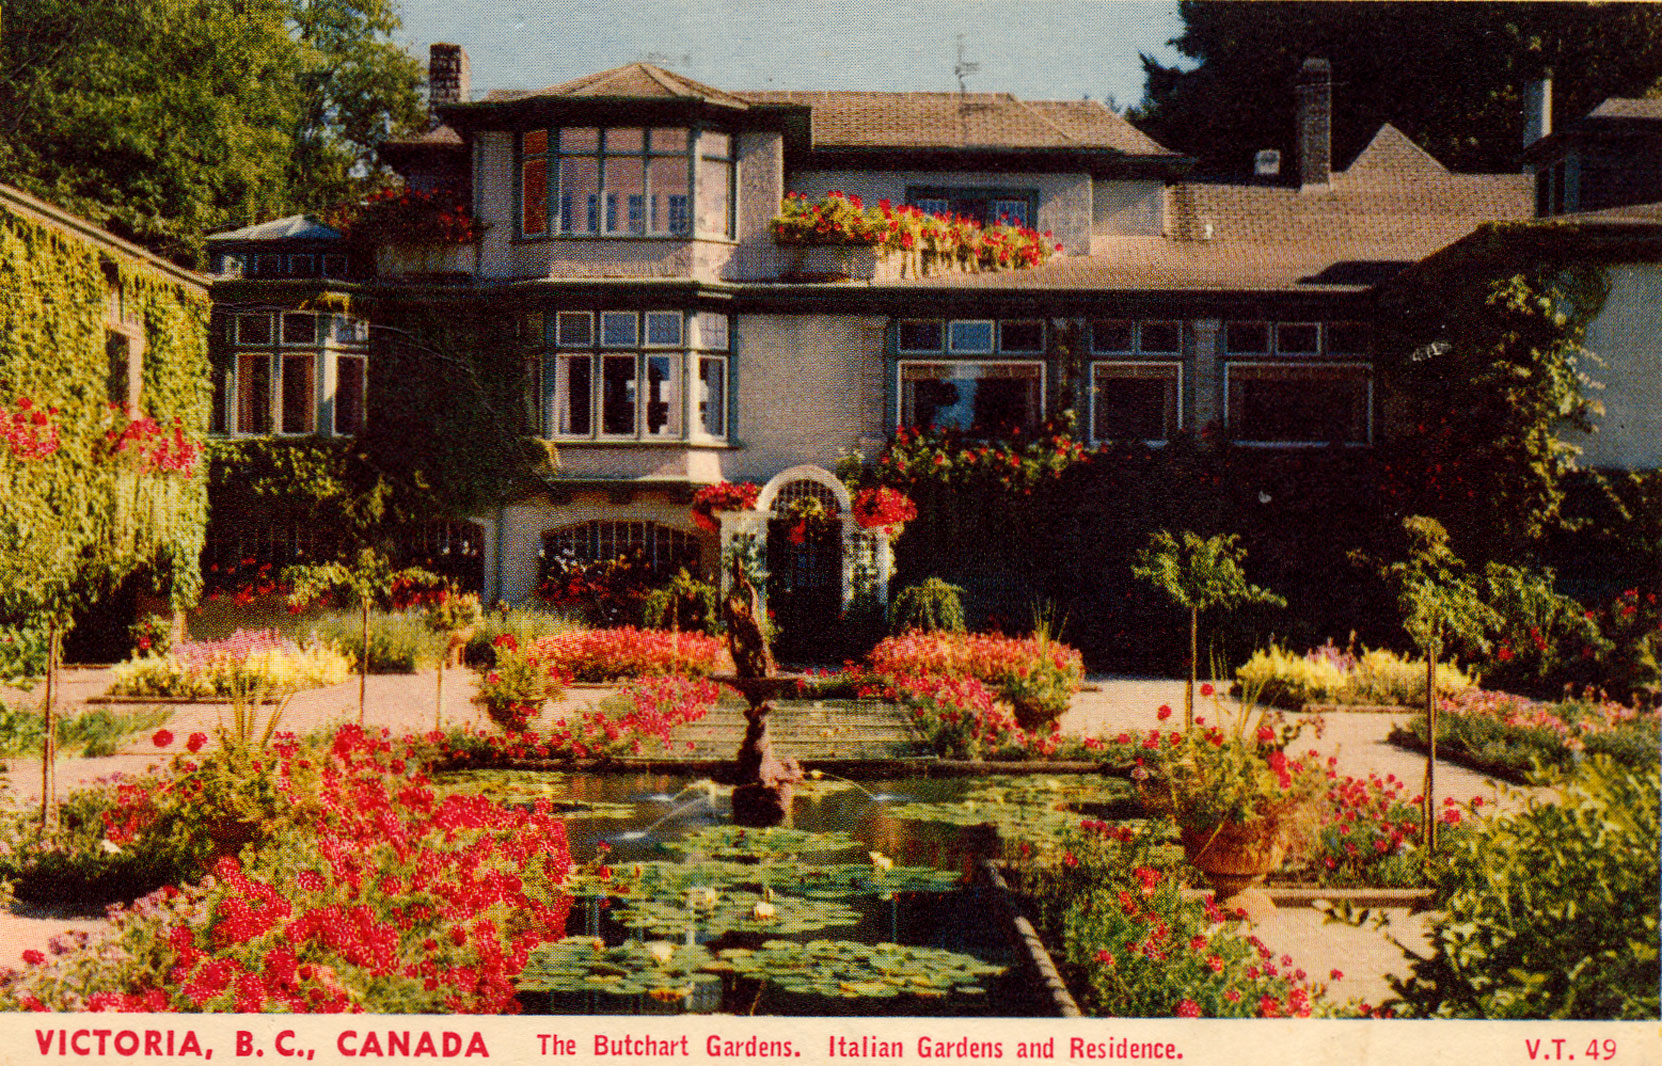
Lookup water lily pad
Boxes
[609,893,861,937]
[715,939,1005,998]
[516,937,721,996]
[661,825,861,859]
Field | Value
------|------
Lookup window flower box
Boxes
[772,192,1060,275]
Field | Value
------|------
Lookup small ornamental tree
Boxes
[1356,516,1501,852]
[422,583,483,729]
[1133,531,1285,731]
[283,549,441,722]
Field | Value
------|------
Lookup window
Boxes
[556,312,593,347]
[698,356,726,437]
[645,311,683,347]
[523,127,700,238]
[1092,362,1181,442]
[1226,363,1371,444]
[1325,322,1368,356]
[544,521,700,576]
[601,353,637,435]
[900,362,1044,435]
[288,254,315,277]
[223,312,369,437]
[999,320,1044,352]
[1275,323,1320,356]
[281,313,317,346]
[906,186,1039,228]
[106,328,143,415]
[322,254,349,278]
[1225,321,1270,354]
[1092,319,1180,354]
[236,353,273,435]
[521,130,550,236]
[948,320,995,354]
[335,355,367,435]
[236,313,272,345]
[600,312,638,347]
[644,354,681,436]
[281,353,317,434]
[554,354,593,435]
[898,320,944,352]
[697,131,734,238]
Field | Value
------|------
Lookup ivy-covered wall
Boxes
[0,197,211,625]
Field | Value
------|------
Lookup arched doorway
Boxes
[761,474,846,660]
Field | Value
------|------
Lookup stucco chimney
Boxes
[428,43,471,128]
[1295,58,1332,189]
[1524,75,1553,148]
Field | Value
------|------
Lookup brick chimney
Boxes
[1523,74,1553,148]
[428,43,471,128]
[1295,58,1332,189]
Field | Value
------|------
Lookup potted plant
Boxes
[1132,699,1325,916]
[472,634,566,733]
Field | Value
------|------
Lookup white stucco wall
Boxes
[787,169,1094,255]
[726,314,889,481]
[1573,263,1662,470]
[1091,179,1165,238]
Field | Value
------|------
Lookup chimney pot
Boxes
[1296,57,1332,189]
[428,43,471,129]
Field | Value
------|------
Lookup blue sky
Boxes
[394,0,1186,109]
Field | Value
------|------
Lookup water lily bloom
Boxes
[750,900,777,920]
[645,941,675,965]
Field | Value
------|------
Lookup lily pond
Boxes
[434,770,1138,1016]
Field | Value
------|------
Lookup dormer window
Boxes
[519,127,709,239]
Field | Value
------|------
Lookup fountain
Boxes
[711,554,805,827]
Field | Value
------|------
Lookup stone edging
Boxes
[440,756,1131,778]
[1299,704,1413,715]
[1179,885,1435,909]
[976,858,1082,1018]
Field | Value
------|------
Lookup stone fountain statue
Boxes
[720,553,803,827]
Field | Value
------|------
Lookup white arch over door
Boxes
[755,464,853,516]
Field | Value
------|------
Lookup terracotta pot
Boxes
[1179,821,1288,903]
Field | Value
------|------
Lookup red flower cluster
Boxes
[851,486,917,536]
[772,192,1058,270]
[1,396,60,460]
[102,409,201,476]
[17,726,574,1013]
[876,424,1088,493]
[689,480,760,533]
[347,186,482,245]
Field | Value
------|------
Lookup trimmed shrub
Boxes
[530,627,726,682]
[890,577,967,634]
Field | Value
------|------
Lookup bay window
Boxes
[220,312,369,438]
[520,127,703,238]
[542,310,729,442]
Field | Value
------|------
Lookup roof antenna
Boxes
[954,35,980,95]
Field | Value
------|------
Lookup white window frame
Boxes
[1089,360,1183,445]
[1223,360,1373,447]
[947,320,996,355]
[895,359,1047,434]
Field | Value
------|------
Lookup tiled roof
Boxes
[893,125,1530,295]
[1587,97,1662,121]
[206,215,342,243]
[484,63,750,109]
[381,124,464,150]
[737,90,1172,154]
[887,238,1423,294]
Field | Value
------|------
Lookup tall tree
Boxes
[0,0,423,266]
[1135,2,1662,176]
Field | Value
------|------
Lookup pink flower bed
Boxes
[851,671,1062,759]
[531,627,727,682]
